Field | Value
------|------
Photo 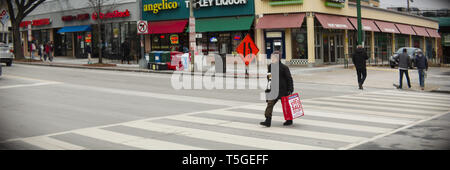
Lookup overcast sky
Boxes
[380,0,450,10]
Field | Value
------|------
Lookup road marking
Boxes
[338,95,450,110]
[22,136,85,150]
[63,83,253,107]
[197,110,391,134]
[303,100,442,115]
[304,105,427,119]
[340,111,450,150]
[125,121,330,150]
[201,110,368,143]
[240,104,416,125]
[316,97,449,112]
[73,128,205,150]
[0,82,63,89]
[373,91,450,101]
[358,93,450,106]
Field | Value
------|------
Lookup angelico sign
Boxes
[187,0,248,8]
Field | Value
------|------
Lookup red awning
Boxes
[374,21,400,34]
[395,24,416,35]
[348,18,380,32]
[412,26,430,37]
[426,28,441,38]
[147,20,188,34]
[255,13,305,29]
[315,14,354,30]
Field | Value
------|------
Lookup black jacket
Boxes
[352,48,369,69]
[267,62,294,100]
[415,54,428,70]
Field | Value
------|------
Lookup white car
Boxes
[0,42,14,66]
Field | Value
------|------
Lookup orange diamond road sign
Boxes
[236,34,259,65]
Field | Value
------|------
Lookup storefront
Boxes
[141,0,255,56]
[254,0,440,66]
[21,1,141,60]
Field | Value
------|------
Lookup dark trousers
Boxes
[356,68,367,86]
[399,69,411,88]
[264,99,279,118]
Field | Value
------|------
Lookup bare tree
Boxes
[6,0,46,60]
[87,0,116,64]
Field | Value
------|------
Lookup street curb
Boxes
[14,62,267,79]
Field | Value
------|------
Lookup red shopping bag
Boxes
[281,93,305,120]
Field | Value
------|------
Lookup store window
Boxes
[315,32,322,59]
[291,28,308,59]
[395,34,408,51]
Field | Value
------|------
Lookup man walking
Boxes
[352,45,369,90]
[414,49,428,91]
[395,48,412,89]
[121,40,130,64]
[260,52,294,127]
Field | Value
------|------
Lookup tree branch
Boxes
[23,0,46,18]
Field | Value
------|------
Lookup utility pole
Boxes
[138,0,144,66]
[407,0,410,13]
[357,0,363,46]
[189,0,196,73]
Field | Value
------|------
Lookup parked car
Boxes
[389,47,422,69]
[0,42,14,66]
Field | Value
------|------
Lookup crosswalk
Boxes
[2,90,449,150]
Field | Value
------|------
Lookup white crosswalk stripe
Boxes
[198,110,391,134]
[6,90,449,150]
[73,128,206,150]
[22,136,86,150]
[124,121,330,150]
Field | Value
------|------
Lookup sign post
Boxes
[236,34,259,76]
[189,1,196,72]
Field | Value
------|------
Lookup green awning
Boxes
[429,17,450,27]
[187,16,254,33]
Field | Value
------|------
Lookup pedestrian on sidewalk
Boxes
[86,44,92,64]
[49,41,54,62]
[394,48,412,89]
[44,42,50,62]
[121,40,130,64]
[352,45,369,90]
[414,49,428,91]
[260,51,294,127]
[38,43,43,61]
[29,41,36,60]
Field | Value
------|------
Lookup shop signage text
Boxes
[20,18,51,27]
[92,9,130,20]
[144,0,179,14]
[327,23,348,29]
[187,0,247,8]
[62,13,90,22]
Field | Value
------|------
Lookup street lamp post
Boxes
[357,0,363,46]
[189,0,195,73]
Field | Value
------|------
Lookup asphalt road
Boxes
[0,64,449,150]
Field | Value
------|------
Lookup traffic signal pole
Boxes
[357,0,363,46]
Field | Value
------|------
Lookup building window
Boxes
[291,28,308,59]
[315,32,322,59]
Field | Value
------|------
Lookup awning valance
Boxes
[374,21,400,34]
[412,26,430,37]
[255,13,305,29]
[395,24,416,35]
[194,16,254,33]
[426,28,441,38]
[348,18,380,32]
[147,20,188,34]
[315,14,354,30]
[57,25,91,33]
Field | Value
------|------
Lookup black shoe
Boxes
[260,117,271,127]
[283,120,293,126]
[358,84,363,90]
